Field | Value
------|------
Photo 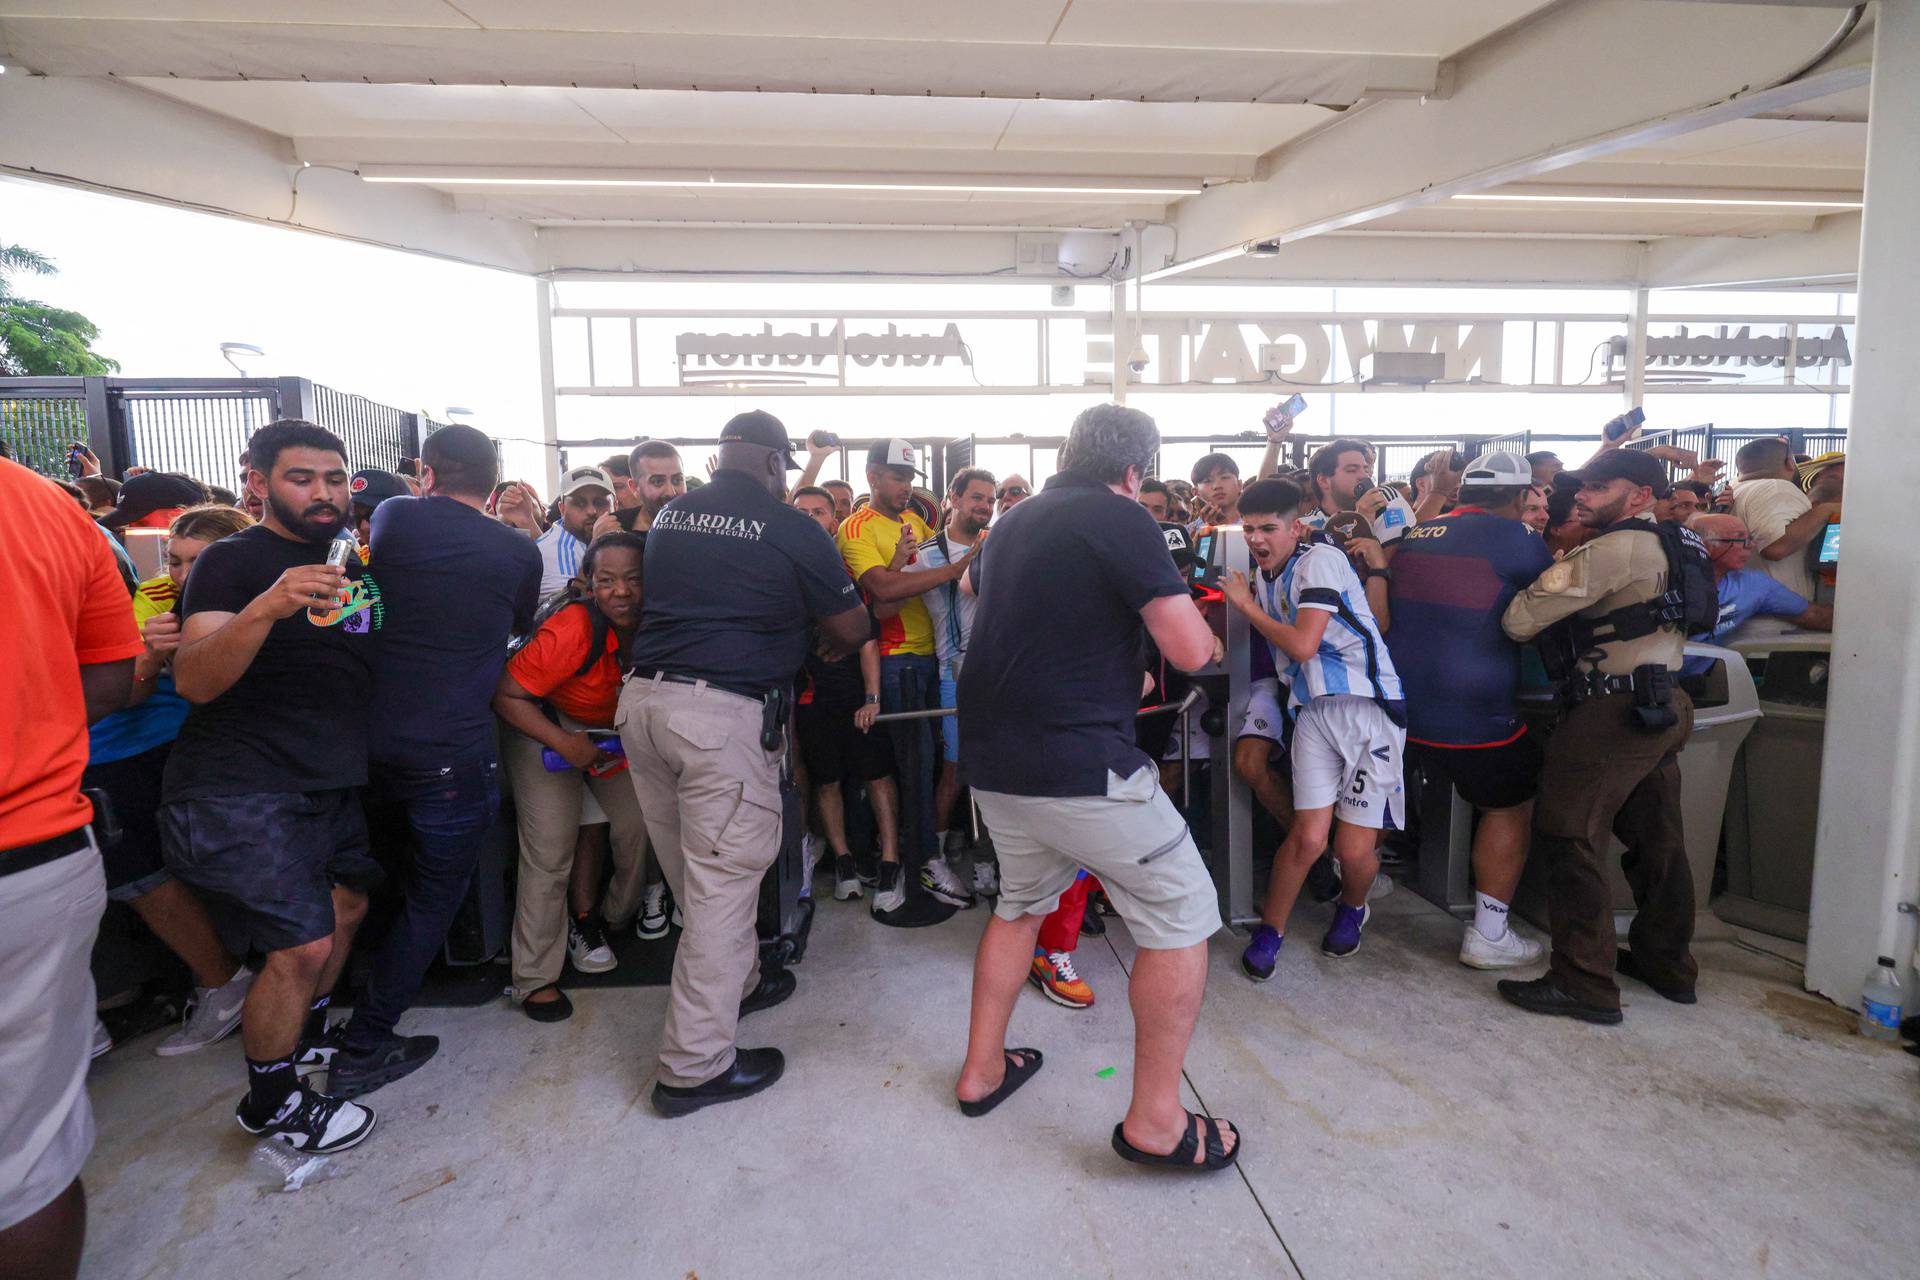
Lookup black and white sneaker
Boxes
[568,916,618,973]
[855,850,880,888]
[295,1022,348,1080]
[236,1087,376,1154]
[833,854,864,901]
[871,862,906,915]
[636,883,670,940]
[920,856,975,909]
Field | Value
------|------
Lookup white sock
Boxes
[1474,892,1511,941]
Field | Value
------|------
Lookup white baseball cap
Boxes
[558,464,615,498]
[1460,451,1533,486]
[865,439,926,476]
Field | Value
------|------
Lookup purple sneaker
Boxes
[1322,903,1370,958]
[1240,925,1283,982]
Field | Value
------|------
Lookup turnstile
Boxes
[1717,635,1832,941]
[1416,644,1760,929]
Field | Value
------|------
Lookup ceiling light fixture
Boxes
[1453,192,1861,210]
[360,171,1201,198]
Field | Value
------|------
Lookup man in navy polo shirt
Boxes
[620,410,870,1117]
[953,404,1240,1173]
[320,424,544,1099]
[1386,451,1552,970]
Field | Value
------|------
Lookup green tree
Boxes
[0,243,120,376]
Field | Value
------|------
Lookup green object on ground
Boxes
[1096,1067,1117,1079]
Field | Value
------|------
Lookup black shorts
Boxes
[82,740,173,901]
[798,702,896,787]
[159,788,383,952]
[1409,731,1543,811]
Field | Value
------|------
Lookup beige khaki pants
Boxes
[617,675,783,1088]
[502,718,650,995]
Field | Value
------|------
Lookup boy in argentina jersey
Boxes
[1220,479,1404,981]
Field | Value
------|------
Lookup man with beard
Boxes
[160,420,383,1153]
[607,441,687,534]
[1498,450,1700,1025]
[838,440,980,916]
[536,465,614,595]
[1302,438,1389,530]
[908,467,996,896]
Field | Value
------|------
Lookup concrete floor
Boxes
[81,883,1920,1280]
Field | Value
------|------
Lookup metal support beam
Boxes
[0,19,1440,106]
[1807,0,1920,1007]
[535,280,563,499]
[1154,0,1870,278]
[0,75,541,275]
[1623,286,1650,409]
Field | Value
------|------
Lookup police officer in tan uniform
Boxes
[1497,450,1699,1024]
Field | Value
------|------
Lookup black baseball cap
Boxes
[101,471,210,529]
[1557,449,1671,498]
[719,410,799,470]
[349,469,410,509]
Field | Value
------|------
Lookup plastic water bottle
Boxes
[1859,956,1904,1042]
[248,1138,343,1191]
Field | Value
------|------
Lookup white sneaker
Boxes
[832,855,864,901]
[872,863,907,915]
[90,1018,113,1061]
[920,856,975,908]
[972,858,999,898]
[157,966,254,1057]
[567,917,618,974]
[636,883,670,940]
[1459,924,1544,970]
[1368,871,1394,900]
[236,1087,376,1155]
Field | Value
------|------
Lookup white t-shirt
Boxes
[910,528,979,677]
[535,522,588,596]
[1731,478,1816,603]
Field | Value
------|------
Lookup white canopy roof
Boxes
[0,1,1874,287]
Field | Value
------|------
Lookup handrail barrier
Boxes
[868,687,1204,842]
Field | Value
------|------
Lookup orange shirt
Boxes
[1,459,145,848]
[506,603,625,727]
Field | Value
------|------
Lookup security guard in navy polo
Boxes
[1497,448,1709,1025]
[618,410,869,1116]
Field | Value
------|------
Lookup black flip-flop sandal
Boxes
[522,986,572,1023]
[1112,1112,1241,1172]
[957,1048,1044,1117]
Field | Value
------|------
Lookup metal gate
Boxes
[0,376,428,488]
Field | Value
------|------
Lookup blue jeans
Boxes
[350,759,499,1048]
[881,653,939,868]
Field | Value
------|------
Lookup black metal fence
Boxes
[0,376,429,489]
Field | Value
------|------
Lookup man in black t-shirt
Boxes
[321,424,544,1100]
[620,410,869,1117]
[953,405,1240,1172]
[160,419,381,1155]
[792,486,895,902]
